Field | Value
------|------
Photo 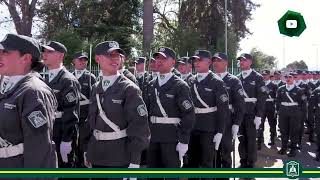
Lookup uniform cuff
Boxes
[178,135,189,144]
[130,151,141,165]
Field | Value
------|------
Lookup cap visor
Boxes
[236,56,245,60]
[191,56,200,60]
[42,45,55,51]
[108,48,125,55]
[213,55,223,59]
[78,55,88,59]
[153,52,167,58]
[0,43,16,51]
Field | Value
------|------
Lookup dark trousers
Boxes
[147,142,180,168]
[238,113,257,167]
[76,120,90,167]
[299,102,308,143]
[216,119,233,169]
[278,106,301,150]
[188,130,215,168]
[314,111,320,152]
[147,142,180,180]
[307,106,315,136]
[257,104,277,144]
[53,121,78,168]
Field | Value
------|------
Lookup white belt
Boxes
[281,102,298,106]
[244,98,257,103]
[55,111,63,118]
[0,143,23,158]
[150,116,181,124]
[80,99,90,106]
[266,98,274,102]
[195,106,217,114]
[93,129,127,141]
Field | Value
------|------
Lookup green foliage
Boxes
[152,0,258,61]
[38,0,142,60]
[286,60,308,70]
[50,29,84,65]
[250,47,277,70]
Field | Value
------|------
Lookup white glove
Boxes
[123,163,140,180]
[60,141,72,163]
[231,125,239,140]
[176,142,188,161]
[128,163,140,168]
[83,152,92,168]
[213,133,223,150]
[254,116,262,130]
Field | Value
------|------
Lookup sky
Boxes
[1,1,320,69]
[239,0,320,70]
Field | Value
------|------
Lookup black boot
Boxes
[239,159,247,168]
[257,143,262,150]
[278,148,287,155]
[268,136,275,145]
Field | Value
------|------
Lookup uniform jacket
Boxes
[85,74,150,166]
[265,81,278,111]
[72,70,96,122]
[136,71,151,102]
[221,72,246,126]
[46,67,81,142]
[146,75,195,144]
[0,74,57,168]
[122,69,139,85]
[188,72,229,133]
[276,85,305,111]
[237,70,267,117]
[309,87,320,115]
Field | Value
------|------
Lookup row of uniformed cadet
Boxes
[133,49,267,172]
[257,69,320,159]
[3,32,304,176]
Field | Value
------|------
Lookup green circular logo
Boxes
[278,10,307,37]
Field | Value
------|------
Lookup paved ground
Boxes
[231,120,320,180]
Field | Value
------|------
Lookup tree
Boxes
[0,0,38,36]
[38,0,142,58]
[152,0,259,60]
[250,47,277,70]
[143,0,153,56]
[286,60,308,70]
[49,29,85,65]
